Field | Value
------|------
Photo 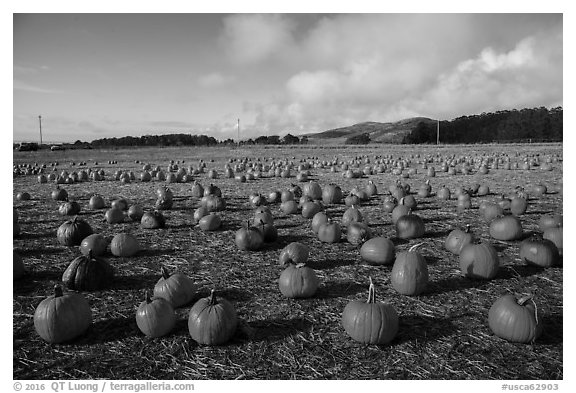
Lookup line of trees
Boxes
[402,107,563,144]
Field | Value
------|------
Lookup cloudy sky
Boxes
[13,13,562,143]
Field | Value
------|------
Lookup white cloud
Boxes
[221,14,296,64]
[13,79,62,94]
[197,72,234,88]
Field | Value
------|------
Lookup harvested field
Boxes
[13,143,563,380]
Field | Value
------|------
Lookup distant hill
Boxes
[305,117,437,144]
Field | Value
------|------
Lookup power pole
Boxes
[38,115,43,146]
[436,119,440,145]
[237,118,240,145]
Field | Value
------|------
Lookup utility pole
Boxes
[38,115,43,146]
[237,118,240,145]
[436,119,440,145]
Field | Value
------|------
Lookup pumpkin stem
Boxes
[144,290,152,304]
[160,265,171,280]
[367,277,376,304]
[208,289,217,306]
[465,224,471,233]
[54,284,64,298]
[409,243,425,253]
[295,263,306,269]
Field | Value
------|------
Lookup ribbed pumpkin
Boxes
[489,216,523,241]
[322,184,343,205]
[59,200,81,216]
[105,208,125,224]
[391,243,428,296]
[33,285,92,344]
[481,202,503,222]
[519,238,559,268]
[198,213,222,231]
[193,206,210,224]
[51,186,68,201]
[391,203,411,224]
[278,263,319,298]
[317,220,341,243]
[279,242,310,266]
[359,237,395,265]
[127,204,144,221]
[445,225,474,254]
[341,278,399,345]
[342,206,364,227]
[57,217,93,246]
[301,201,322,219]
[188,289,238,345]
[303,181,322,200]
[235,223,264,251]
[79,234,108,256]
[488,294,543,343]
[153,266,196,307]
[459,242,499,279]
[61,250,114,291]
[280,200,299,214]
[110,233,140,257]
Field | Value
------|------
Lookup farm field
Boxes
[13,143,563,380]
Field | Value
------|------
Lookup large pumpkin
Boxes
[489,216,523,241]
[341,278,399,345]
[488,294,543,343]
[57,217,93,246]
[33,285,92,344]
[110,233,140,257]
[278,263,320,298]
[459,242,499,279]
[391,244,428,296]
[153,266,196,307]
[61,250,114,291]
[188,289,238,345]
[359,237,395,265]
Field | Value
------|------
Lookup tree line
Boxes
[403,107,563,144]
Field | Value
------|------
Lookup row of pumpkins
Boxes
[15,170,562,347]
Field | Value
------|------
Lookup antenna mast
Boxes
[436,119,440,145]
[237,118,240,145]
[38,115,43,146]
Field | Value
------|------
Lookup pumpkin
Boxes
[510,197,528,216]
[279,242,309,266]
[317,220,341,243]
[301,201,322,219]
[191,182,205,198]
[199,213,222,231]
[254,211,274,226]
[13,251,26,280]
[280,190,294,202]
[188,289,238,345]
[341,278,399,345]
[543,227,562,256]
[88,195,106,209]
[128,204,144,221]
[396,214,425,239]
[58,200,81,216]
[437,186,451,200]
[531,184,547,197]
[365,180,377,197]
[193,206,209,224]
[322,184,343,205]
[105,208,125,224]
[538,215,562,232]
[347,221,372,246]
[140,210,166,229]
[57,217,93,246]
[111,198,129,211]
[202,195,226,212]
[477,184,490,196]
[155,196,173,210]
[110,233,140,257]
[303,181,322,200]
[153,266,196,307]
[481,202,503,222]
[391,243,428,295]
[488,294,543,343]
[445,225,474,254]
[51,186,68,201]
[235,223,264,251]
[267,190,281,204]
[278,263,319,298]
[16,191,31,201]
[459,242,499,279]
[359,237,395,265]
[33,285,92,344]
[342,206,364,227]
[391,203,411,225]
[280,200,299,214]
[489,216,523,241]
[62,250,114,291]
[519,237,559,268]
[344,193,361,207]
[311,212,329,234]
[256,220,278,243]
[401,195,417,210]
[136,291,177,338]
[79,233,109,256]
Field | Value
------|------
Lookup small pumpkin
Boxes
[188,289,238,345]
[342,205,364,227]
[153,266,196,307]
[445,224,474,255]
[519,237,559,268]
[110,233,140,257]
[278,263,320,298]
[279,242,310,266]
[391,243,428,296]
[79,233,109,256]
[58,200,81,216]
[341,278,399,345]
[105,208,125,224]
[489,216,523,241]
[396,214,425,239]
[391,203,411,224]
[488,294,543,343]
[61,250,114,291]
[543,227,562,256]
[538,215,562,232]
[481,202,503,222]
[510,196,528,216]
[301,201,322,219]
[57,217,93,246]
[459,242,499,279]
[347,221,372,246]
[437,186,451,200]
[51,186,68,201]
[33,285,92,344]
[235,222,264,251]
[317,220,341,243]
[88,195,106,209]
[280,200,299,215]
[311,212,329,234]
[359,237,395,265]
[193,206,210,224]
[141,211,166,229]
[127,204,144,221]
[199,213,222,231]
[111,198,129,211]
